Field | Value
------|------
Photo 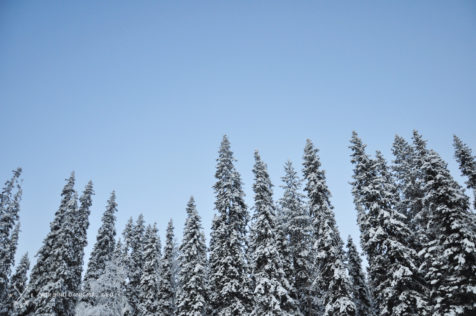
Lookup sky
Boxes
[1,1,475,267]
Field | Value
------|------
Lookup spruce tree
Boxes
[1,222,20,314]
[3,223,21,313]
[303,140,355,316]
[391,135,424,228]
[416,141,476,315]
[176,197,207,316]
[453,135,476,210]
[278,161,312,315]
[207,213,225,314]
[16,173,78,316]
[6,223,20,281]
[249,151,298,315]
[274,211,300,315]
[138,224,160,315]
[125,214,145,316]
[123,217,134,251]
[158,219,177,316]
[83,191,117,296]
[0,168,22,314]
[71,181,93,307]
[345,236,373,316]
[208,135,252,315]
[409,131,433,228]
[349,132,428,316]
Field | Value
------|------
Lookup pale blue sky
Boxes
[1,1,475,266]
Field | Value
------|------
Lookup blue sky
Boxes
[1,1,475,266]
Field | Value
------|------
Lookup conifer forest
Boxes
[0,132,475,316]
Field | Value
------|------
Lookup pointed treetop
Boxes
[350,131,367,156]
[412,130,427,152]
[186,196,196,215]
[282,160,298,183]
[167,218,174,233]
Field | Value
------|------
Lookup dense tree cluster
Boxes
[1,132,475,315]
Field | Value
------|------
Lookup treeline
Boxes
[0,132,475,316]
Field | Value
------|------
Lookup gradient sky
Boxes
[1,1,475,267]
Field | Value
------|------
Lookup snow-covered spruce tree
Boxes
[155,226,162,300]
[138,224,160,315]
[71,181,94,307]
[82,191,117,303]
[453,135,476,210]
[207,213,224,315]
[249,151,299,316]
[375,151,400,210]
[123,217,134,252]
[303,140,355,316]
[391,135,424,229]
[16,172,79,316]
[0,168,22,315]
[176,197,207,316]
[274,209,300,315]
[6,223,20,282]
[8,253,29,314]
[76,240,131,316]
[158,219,177,316]
[278,161,312,315]
[409,131,433,229]
[391,134,431,266]
[208,135,252,315]
[416,142,476,315]
[345,236,373,316]
[125,214,145,316]
[4,223,21,312]
[349,132,428,316]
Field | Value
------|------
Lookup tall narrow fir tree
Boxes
[138,224,161,315]
[208,135,252,315]
[0,168,22,315]
[16,173,78,316]
[158,219,177,316]
[249,151,299,315]
[176,197,207,316]
[303,140,355,316]
[279,161,312,315]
